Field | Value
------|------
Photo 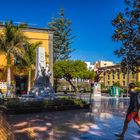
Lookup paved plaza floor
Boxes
[8,98,140,140]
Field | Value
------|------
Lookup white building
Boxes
[94,60,115,71]
[85,62,94,71]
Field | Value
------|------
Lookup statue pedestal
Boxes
[93,82,101,97]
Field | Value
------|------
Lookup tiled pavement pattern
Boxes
[8,98,140,140]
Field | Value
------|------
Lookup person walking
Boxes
[0,89,4,104]
[115,83,140,138]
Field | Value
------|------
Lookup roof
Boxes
[0,24,54,33]
[98,64,121,70]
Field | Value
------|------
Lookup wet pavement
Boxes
[8,97,140,140]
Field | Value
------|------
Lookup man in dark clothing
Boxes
[116,83,140,138]
[90,83,94,93]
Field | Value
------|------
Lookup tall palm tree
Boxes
[0,20,27,96]
[17,42,42,94]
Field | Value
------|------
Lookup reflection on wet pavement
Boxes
[8,98,140,140]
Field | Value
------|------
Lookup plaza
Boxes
[7,97,140,140]
[0,0,140,140]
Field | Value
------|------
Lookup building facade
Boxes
[98,64,140,87]
[94,60,115,71]
[0,25,53,94]
[85,62,94,71]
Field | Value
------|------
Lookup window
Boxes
[123,73,125,79]
[131,80,134,83]
[108,75,110,80]
[108,81,110,86]
[112,73,115,79]
[123,81,125,86]
[132,73,135,79]
[117,73,120,79]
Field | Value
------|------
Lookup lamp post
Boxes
[104,63,107,86]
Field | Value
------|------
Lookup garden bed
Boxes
[4,98,90,114]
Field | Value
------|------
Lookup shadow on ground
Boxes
[8,98,140,140]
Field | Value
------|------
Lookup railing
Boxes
[0,106,14,140]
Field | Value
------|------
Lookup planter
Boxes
[5,98,90,114]
[7,104,90,114]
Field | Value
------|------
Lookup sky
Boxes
[0,0,125,63]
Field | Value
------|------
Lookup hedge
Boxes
[4,97,89,114]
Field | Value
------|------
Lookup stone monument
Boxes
[93,82,101,97]
[31,47,55,96]
[35,47,46,79]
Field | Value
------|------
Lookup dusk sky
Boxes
[0,0,125,63]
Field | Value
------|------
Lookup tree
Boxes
[112,0,140,72]
[16,42,42,93]
[48,9,74,62]
[86,70,96,81]
[54,60,91,92]
[0,20,27,96]
[113,82,121,87]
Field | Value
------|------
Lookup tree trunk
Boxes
[27,69,31,94]
[6,54,11,97]
[7,66,11,97]
[66,79,77,93]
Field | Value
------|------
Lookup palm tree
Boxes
[0,20,27,96]
[17,42,42,94]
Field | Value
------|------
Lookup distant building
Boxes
[85,62,94,71]
[98,64,140,87]
[94,60,115,71]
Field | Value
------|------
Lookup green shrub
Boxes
[43,98,86,107]
[4,98,19,105]
[101,89,110,93]
[5,97,87,110]
[136,88,140,92]
[121,88,127,93]
[135,82,140,88]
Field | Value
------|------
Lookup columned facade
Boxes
[98,64,139,87]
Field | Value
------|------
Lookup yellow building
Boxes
[0,25,53,94]
[98,64,140,87]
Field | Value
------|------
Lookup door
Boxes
[14,75,28,95]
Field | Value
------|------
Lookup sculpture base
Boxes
[30,86,56,99]
[93,82,101,97]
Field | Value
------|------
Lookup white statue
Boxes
[34,63,52,88]
[32,47,55,95]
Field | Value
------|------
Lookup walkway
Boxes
[8,98,140,140]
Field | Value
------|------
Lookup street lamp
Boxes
[104,63,107,86]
